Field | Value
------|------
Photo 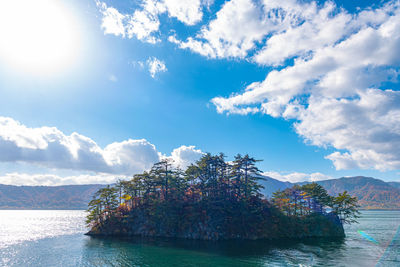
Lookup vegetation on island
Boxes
[272,184,360,224]
[86,153,359,240]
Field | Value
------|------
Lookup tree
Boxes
[271,190,291,215]
[86,185,118,226]
[301,183,333,213]
[231,154,264,198]
[151,159,174,200]
[99,185,119,213]
[272,184,333,216]
[241,154,263,198]
[168,167,188,201]
[231,154,243,198]
[332,191,360,224]
[86,152,360,236]
[86,197,102,226]
[115,179,126,205]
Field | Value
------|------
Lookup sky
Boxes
[0,0,399,185]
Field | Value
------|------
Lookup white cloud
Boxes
[211,1,400,171]
[0,169,328,186]
[0,117,202,176]
[306,89,400,171]
[97,0,161,43]
[98,0,400,172]
[0,172,119,186]
[146,57,167,78]
[253,1,353,66]
[168,35,216,58]
[169,0,318,59]
[263,171,333,183]
[169,145,204,169]
[97,3,126,37]
[96,0,205,43]
[132,60,145,70]
[163,0,203,25]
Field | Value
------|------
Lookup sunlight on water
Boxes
[0,210,399,266]
[0,210,87,249]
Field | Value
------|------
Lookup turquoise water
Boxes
[0,210,398,266]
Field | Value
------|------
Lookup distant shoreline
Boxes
[2,208,400,211]
[359,208,400,211]
[1,175,399,210]
[0,208,87,211]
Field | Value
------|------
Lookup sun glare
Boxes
[0,0,80,75]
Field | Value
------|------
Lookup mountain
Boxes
[388,182,400,190]
[259,176,293,197]
[260,176,400,210]
[0,176,399,210]
[316,177,400,210]
[0,184,104,209]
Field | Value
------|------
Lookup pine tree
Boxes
[333,191,360,224]
[151,159,174,200]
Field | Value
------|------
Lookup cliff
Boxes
[86,201,344,241]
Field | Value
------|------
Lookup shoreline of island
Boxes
[86,154,359,241]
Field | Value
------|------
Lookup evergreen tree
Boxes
[301,183,333,213]
[333,191,360,224]
[151,159,174,200]
[86,152,359,238]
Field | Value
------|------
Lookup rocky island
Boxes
[86,154,359,240]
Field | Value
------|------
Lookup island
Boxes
[86,153,359,240]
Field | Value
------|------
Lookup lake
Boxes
[0,210,398,266]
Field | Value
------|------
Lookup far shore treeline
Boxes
[86,153,359,240]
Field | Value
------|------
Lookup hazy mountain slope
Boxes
[0,184,105,209]
[260,176,400,210]
[259,176,293,197]
[388,182,400,190]
[0,176,399,210]
[316,177,400,209]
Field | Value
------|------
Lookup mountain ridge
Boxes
[0,176,399,209]
[259,176,400,210]
[0,184,104,209]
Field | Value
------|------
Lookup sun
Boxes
[0,0,80,75]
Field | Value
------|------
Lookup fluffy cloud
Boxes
[211,1,400,171]
[0,169,329,186]
[98,4,126,37]
[163,0,203,25]
[146,57,167,78]
[263,171,332,183]
[253,1,353,66]
[96,0,400,171]
[0,173,118,186]
[97,1,161,43]
[169,145,204,169]
[97,0,204,43]
[169,0,320,58]
[0,117,202,176]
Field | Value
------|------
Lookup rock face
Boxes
[86,211,345,241]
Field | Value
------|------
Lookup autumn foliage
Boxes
[86,153,356,240]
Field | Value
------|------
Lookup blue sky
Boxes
[0,0,399,185]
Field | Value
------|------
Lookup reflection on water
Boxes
[0,210,399,267]
[82,236,346,267]
[0,210,86,249]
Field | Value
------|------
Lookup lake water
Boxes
[0,210,398,266]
